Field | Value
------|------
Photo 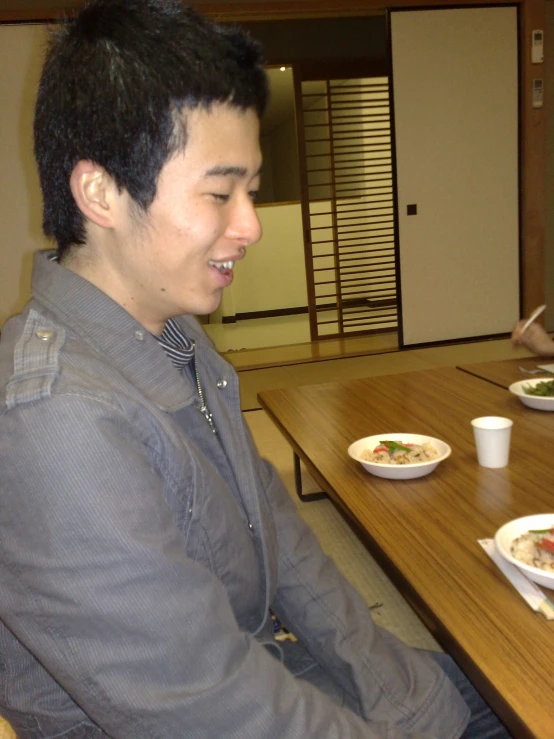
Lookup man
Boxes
[0,2,509,737]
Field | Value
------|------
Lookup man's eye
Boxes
[248,191,259,203]
[211,193,230,203]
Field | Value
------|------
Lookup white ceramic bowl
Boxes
[347,433,451,480]
[509,378,554,411]
[495,514,554,590]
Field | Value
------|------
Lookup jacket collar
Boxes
[31,250,203,412]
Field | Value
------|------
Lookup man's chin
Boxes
[191,293,224,319]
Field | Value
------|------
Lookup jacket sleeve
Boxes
[0,393,427,739]
[258,457,470,739]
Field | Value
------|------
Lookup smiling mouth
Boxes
[208,260,235,274]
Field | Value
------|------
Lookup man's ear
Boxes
[69,161,118,229]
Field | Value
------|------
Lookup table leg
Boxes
[293,453,327,502]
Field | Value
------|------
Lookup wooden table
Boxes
[258,366,554,738]
[458,356,554,389]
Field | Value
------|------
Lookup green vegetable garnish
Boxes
[523,380,554,397]
[380,440,412,453]
[529,527,554,534]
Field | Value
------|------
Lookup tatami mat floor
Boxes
[238,335,531,411]
[0,336,534,736]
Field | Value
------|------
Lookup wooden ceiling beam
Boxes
[0,0,521,24]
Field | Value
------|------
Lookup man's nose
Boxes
[227,197,262,247]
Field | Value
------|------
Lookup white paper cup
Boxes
[471,416,513,468]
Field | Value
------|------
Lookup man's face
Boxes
[107,103,263,329]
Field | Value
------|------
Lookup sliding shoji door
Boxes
[295,66,397,341]
[390,6,519,347]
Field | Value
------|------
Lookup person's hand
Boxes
[512,320,554,355]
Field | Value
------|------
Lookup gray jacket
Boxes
[0,252,469,738]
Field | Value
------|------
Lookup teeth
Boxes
[209,260,235,273]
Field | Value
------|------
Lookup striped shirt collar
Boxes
[155,318,195,370]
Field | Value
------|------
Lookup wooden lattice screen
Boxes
[295,75,397,341]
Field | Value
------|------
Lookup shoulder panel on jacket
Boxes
[5,308,65,410]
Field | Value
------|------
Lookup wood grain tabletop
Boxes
[458,356,554,390]
[258,366,554,738]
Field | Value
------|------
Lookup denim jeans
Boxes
[426,651,512,739]
[283,640,512,739]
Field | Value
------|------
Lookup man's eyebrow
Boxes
[204,164,263,178]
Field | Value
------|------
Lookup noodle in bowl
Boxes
[495,514,554,590]
[348,433,451,480]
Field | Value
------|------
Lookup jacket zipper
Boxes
[192,341,217,435]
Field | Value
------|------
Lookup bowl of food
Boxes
[494,514,554,590]
[509,378,554,411]
[347,433,451,480]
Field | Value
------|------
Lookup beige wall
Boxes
[0,24,49,330]
[230,203,307,314]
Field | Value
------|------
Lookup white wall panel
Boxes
[391,7,519,346]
